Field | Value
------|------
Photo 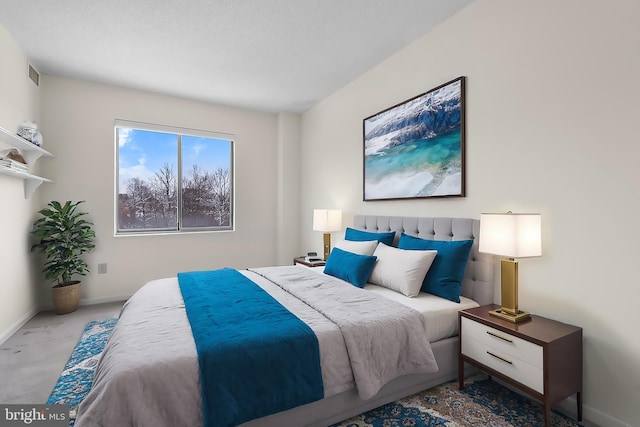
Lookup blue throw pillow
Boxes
[344,227,395,246]
[397,233,473,303]
[324,247,377,288]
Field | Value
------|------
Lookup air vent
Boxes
[28,64,39,86]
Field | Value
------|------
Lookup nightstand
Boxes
[293,257,326,268]
[458,304,582,427]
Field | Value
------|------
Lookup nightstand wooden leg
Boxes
[577,391,582,421]
[458,359,464,389]
[544,401,551,427]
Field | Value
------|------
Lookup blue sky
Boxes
[118,127,231,191]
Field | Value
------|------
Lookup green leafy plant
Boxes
[31,200,96,287]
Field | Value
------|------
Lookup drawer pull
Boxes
[486,330,513,343]
[487,350,513,365]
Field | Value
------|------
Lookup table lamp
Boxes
[312,209,342,260]
[479,212,542,323]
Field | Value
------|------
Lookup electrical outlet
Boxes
[97,263,107,274]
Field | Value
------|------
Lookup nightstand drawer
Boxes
[461,334,544,393]
[461,317,543,368]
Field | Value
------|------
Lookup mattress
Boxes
[364,283,479,342]
[306,268,479,343]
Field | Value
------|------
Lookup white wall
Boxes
[300,1,640,426]
[0,25,41,342]
[276,113,302,265]
[37,76,296,306]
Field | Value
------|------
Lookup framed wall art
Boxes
[363,76,466,201]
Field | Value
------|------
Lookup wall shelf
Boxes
[0,126,54,198]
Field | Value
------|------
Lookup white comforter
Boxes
[75,266,437,427]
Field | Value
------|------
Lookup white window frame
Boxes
[115,119,235,236]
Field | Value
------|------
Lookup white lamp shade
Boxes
[313,209,342,232]
[479,213,542,258]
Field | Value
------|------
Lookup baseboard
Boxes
[495,377,631,427]
[38,294,131,312]
[557,397,632,427]
[0,307,38,346]
[79,294,131,307]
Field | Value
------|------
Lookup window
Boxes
[116,120,233,234]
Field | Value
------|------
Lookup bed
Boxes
[75,215,494,427]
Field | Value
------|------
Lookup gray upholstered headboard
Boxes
[353,215,494,306]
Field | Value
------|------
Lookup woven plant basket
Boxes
[52,281,81,315]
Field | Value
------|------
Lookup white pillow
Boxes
[368,243,437,297]
[333,239,378,256]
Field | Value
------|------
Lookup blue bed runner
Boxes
[178,268,324,427]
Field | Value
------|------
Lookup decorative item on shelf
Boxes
[1,149,28,173]
[479,211,542,323]
[0,158,29,172]
[312,209,342,261]
[2,148,28,165]
[31,201,96,315]
[17,121,43,147]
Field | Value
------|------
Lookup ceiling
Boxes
[0,0,472,113]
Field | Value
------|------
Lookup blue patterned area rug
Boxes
[47,318,117,426]
[332,374,584,427]
[48,318,583,427]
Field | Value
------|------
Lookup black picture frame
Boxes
[363,76,466,201]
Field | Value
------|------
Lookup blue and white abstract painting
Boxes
[363,77,465,200]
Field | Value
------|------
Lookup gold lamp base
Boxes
[489,307,531,323]
[322,232,331,261]
[490,258,532,323]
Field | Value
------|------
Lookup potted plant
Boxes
[31,200,96,314]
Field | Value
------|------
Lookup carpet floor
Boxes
[48,318,583,427]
